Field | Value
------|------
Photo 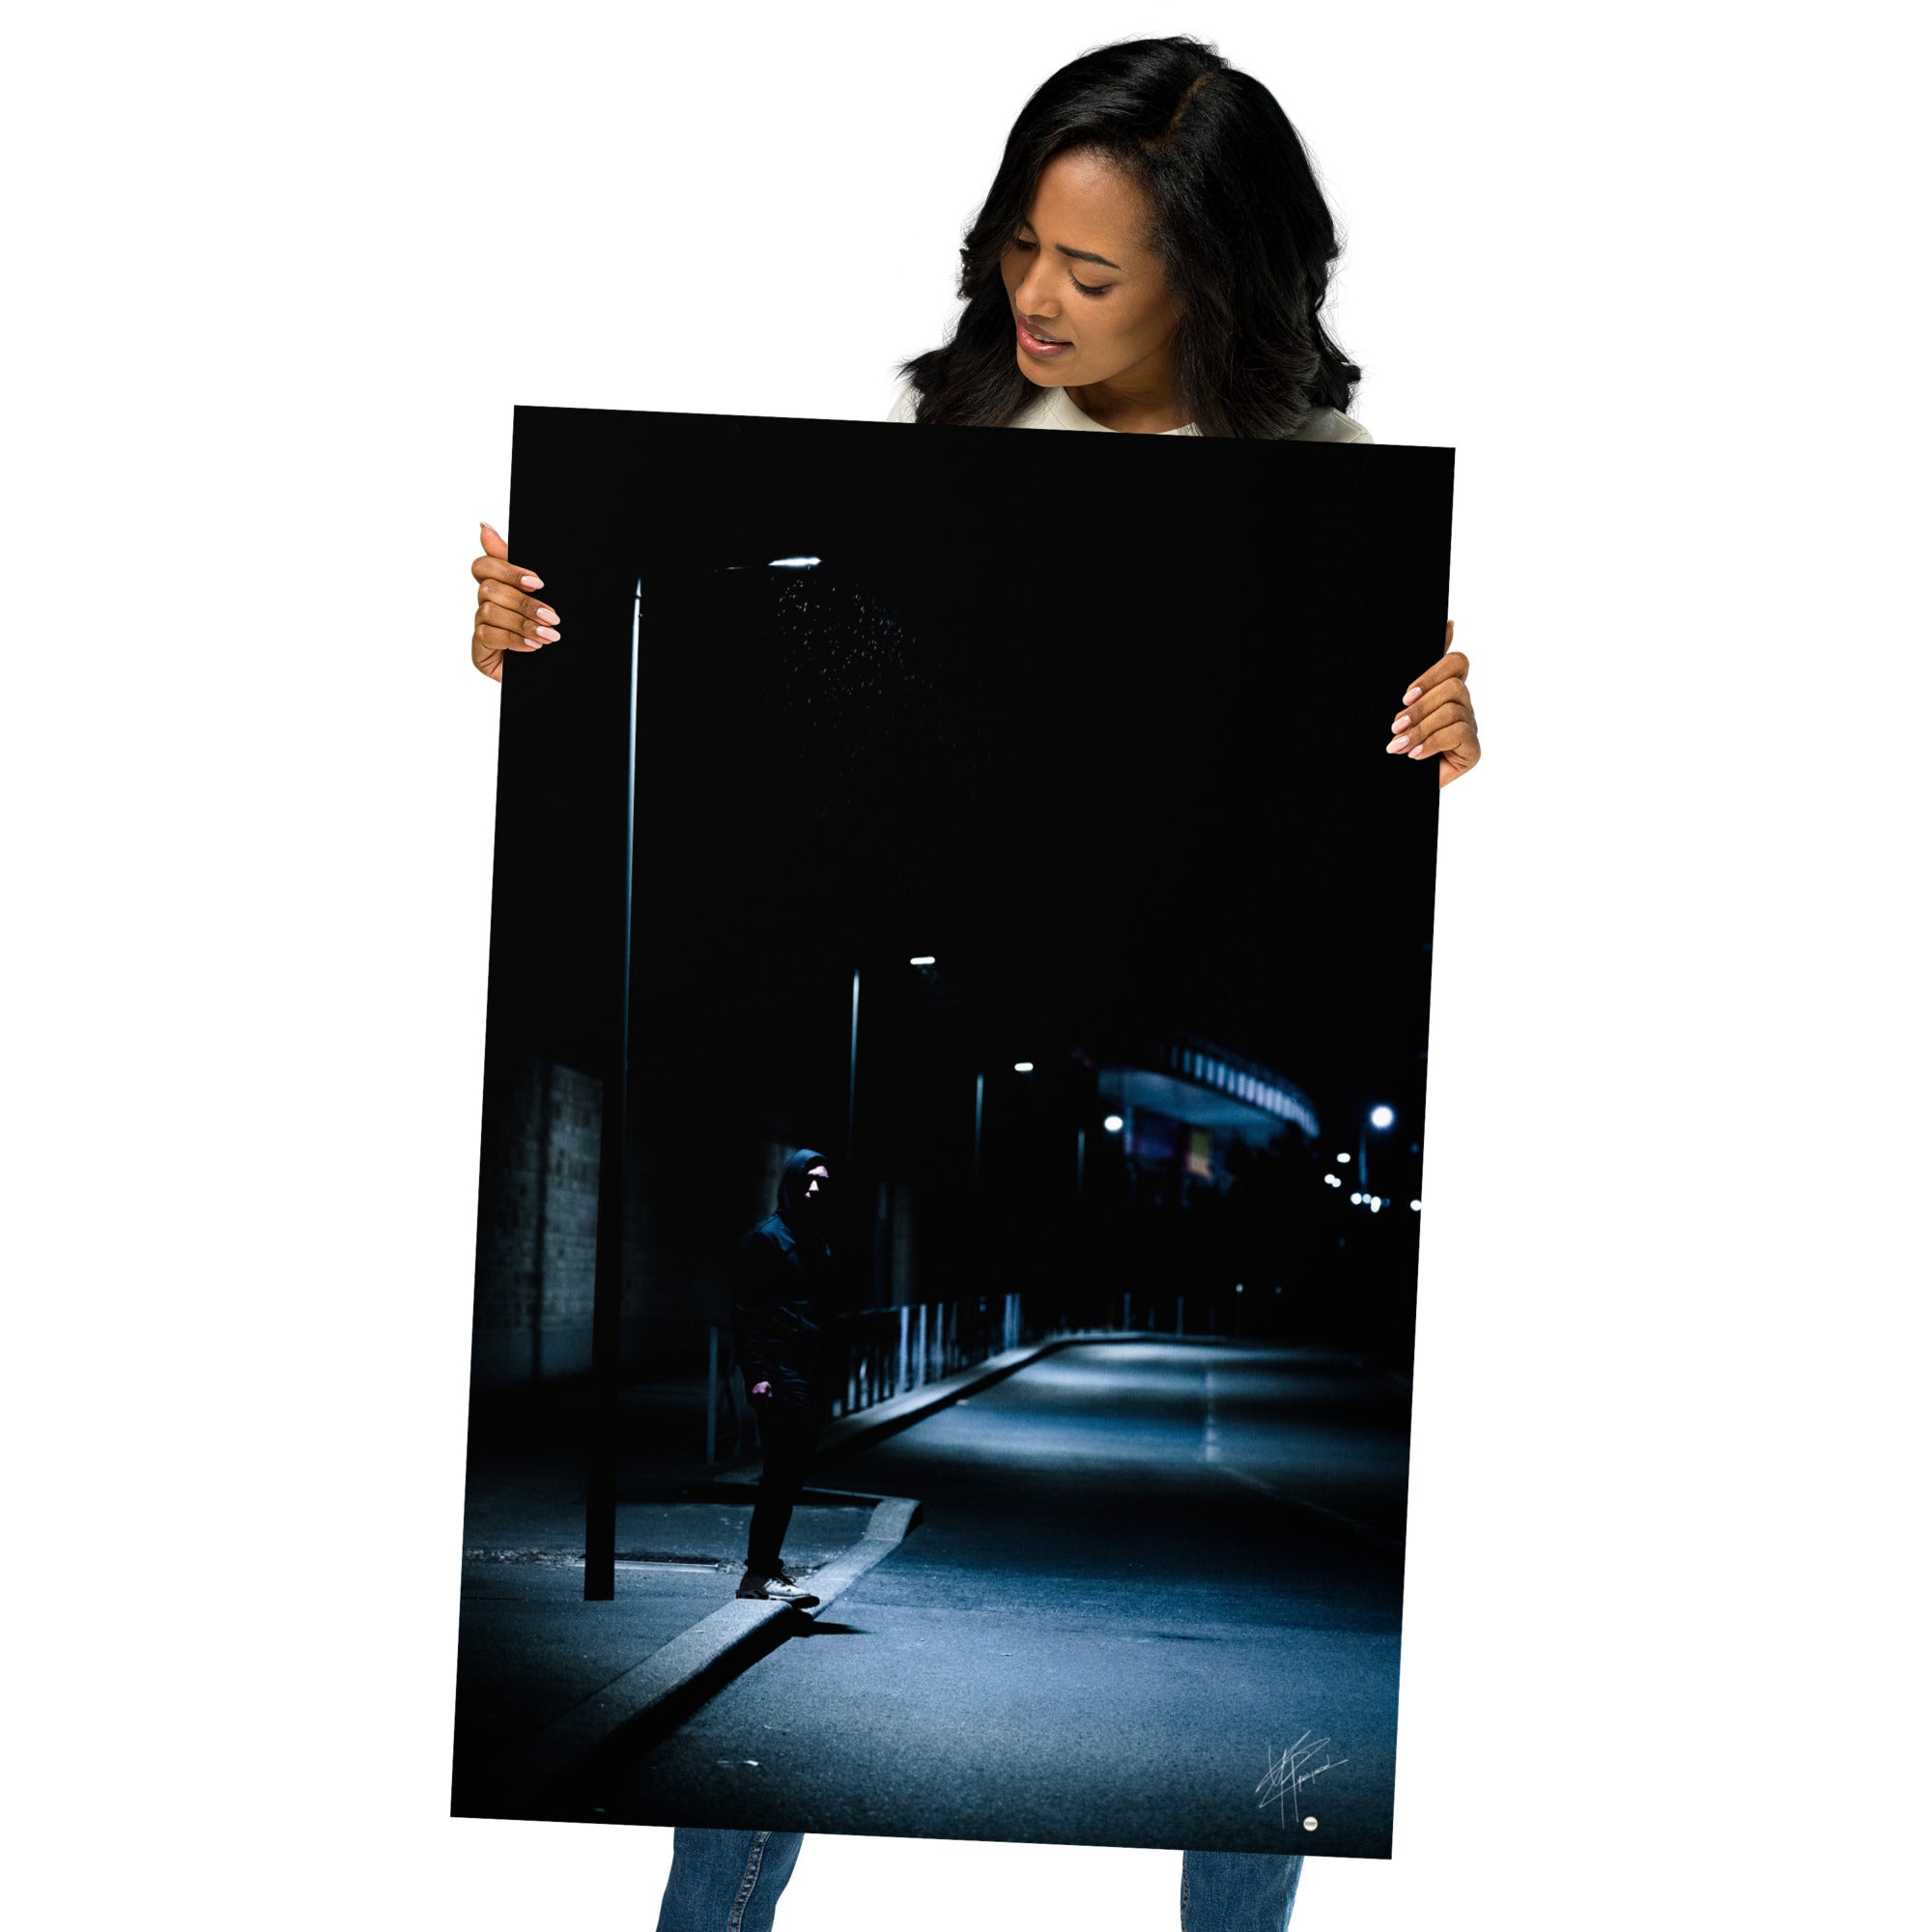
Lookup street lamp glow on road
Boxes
[1370,1105,1395,1129]
[1103,1114,1124,1133]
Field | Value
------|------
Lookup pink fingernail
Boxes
[1385,734,1409,753]
[1403,686,1421,704]
[1391,714,1410,731]
[521,574,543,589]
[1407,745,1428,758]
[536,607,558,624]
[534,626,560,642]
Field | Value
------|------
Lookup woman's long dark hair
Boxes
[897,36,1360,438]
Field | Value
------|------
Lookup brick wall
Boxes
[470,1054,606,1386]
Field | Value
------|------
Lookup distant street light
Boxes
[1410,1199,1423,1212]
[1359,1105,1395,1192]
[855,951,930,1160]
[1014,1061,1034,1073]
[1103,1114,1124,1133]
[1350,1192,1362,1206]
[769,555,821,567]
[1335,1152,1350,1164]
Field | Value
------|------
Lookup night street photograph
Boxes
[453,408,1453,1858]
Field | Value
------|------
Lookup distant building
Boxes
[1100,1033,1317,1205]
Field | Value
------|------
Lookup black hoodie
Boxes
[731,1148,836,1407]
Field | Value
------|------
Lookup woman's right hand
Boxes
[470,521,560,682]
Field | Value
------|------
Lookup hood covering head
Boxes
[776,1148,832,1232]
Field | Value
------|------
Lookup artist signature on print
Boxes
[1257,1731,1348,1832]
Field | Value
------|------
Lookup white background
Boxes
[6,3,1924,1926]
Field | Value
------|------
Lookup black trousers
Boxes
[746,1396,823,1576]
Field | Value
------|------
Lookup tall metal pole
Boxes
[973,1071,985,1189]
[584,579,640,1602]
[846,967,861,1166]
[704,1326,719,1468]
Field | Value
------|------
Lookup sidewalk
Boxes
[452,1484,890,1790]
[449,1328,1192,1813]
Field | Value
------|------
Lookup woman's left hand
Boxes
[1386,620,1479,787]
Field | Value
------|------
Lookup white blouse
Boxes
[886,378,1373,442]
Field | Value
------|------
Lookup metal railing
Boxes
[699,1282,1361,1461]
[705,1292,1036,1463]
[701,1290,1251,1463]
[823,1292,1029,1420]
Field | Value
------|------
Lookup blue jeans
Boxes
[655,1829,1302,1931]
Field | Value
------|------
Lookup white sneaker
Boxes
[738,1571,820,1607]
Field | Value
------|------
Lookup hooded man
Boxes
[730,1146,838,1606]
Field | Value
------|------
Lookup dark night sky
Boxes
[488,408,1450,1179]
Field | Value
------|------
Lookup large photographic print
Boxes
[453,406,1453,1858]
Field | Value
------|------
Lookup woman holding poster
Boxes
[467,34,1480,1932]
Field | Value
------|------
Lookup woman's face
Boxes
[999,147,1181,390]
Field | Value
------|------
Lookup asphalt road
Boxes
[580,1341,1410,1857]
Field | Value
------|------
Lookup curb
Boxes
[489,1488,923,1801]
[706,1328,1191,1482]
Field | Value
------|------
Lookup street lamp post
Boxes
[846,966,861,1166]
[584,576,642,1604]
[1359,1103,1395,1195]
